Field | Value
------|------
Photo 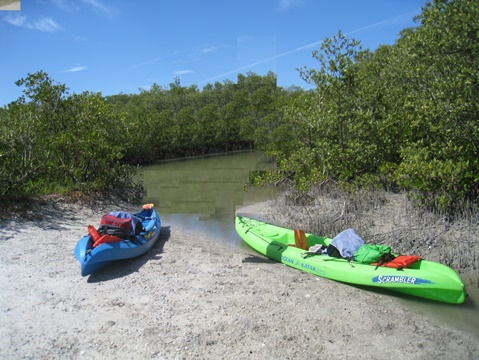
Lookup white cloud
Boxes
[3,13,27,27]
[33,17,64,32]
[4,14,64,33]
[50,0,74,11]
[131,51,182,69]
[279,0,304,11]
[50,0,114,15]
[133,42,225,70]
[81,0,113,15]
[173,70,193,75]
[345,11,418,36]
[202,45,218,53]
[62,66,88,73]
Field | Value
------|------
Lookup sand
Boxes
[1,200,478,359]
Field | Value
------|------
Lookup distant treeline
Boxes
[1,0,478,211]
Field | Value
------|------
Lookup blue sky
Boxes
[0,0,426,106]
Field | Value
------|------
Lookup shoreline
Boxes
[1,201,478,359]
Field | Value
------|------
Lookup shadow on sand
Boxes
[241,253,277,264]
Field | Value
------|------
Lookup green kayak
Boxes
[235,216,466,304]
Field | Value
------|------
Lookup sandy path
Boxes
[1,201,478,359]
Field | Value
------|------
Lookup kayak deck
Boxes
[74,208,161,276]
[235,216,466,304]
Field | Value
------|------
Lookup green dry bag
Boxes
[354,244,391,264]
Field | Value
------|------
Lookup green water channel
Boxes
[138,151,479,339]
[139,151,281,246]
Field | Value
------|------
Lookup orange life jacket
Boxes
[88,225,121,248]
[373,255,421,269]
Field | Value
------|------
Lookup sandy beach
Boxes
[1,200,478,359]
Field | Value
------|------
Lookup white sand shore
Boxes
[0,201,478,359]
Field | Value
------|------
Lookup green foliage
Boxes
[0,70,280,199]
[388,0,479,210]
[2,1,479,212]
[255,0,479,211]
[0,72,130,197]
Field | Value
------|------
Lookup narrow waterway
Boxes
[139,151,479,339]
[139,151,281,246]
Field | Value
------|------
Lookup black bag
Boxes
[327,244,343,259]
[98,214,132,239]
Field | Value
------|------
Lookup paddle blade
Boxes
[294,229,308,250]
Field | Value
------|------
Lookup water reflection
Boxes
[139,151,280,245]
[395,280,479,338]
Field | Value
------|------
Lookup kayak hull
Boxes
[74,208,161,276]
[235,216,466,304]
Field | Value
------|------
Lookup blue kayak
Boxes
[74,205,161,276]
